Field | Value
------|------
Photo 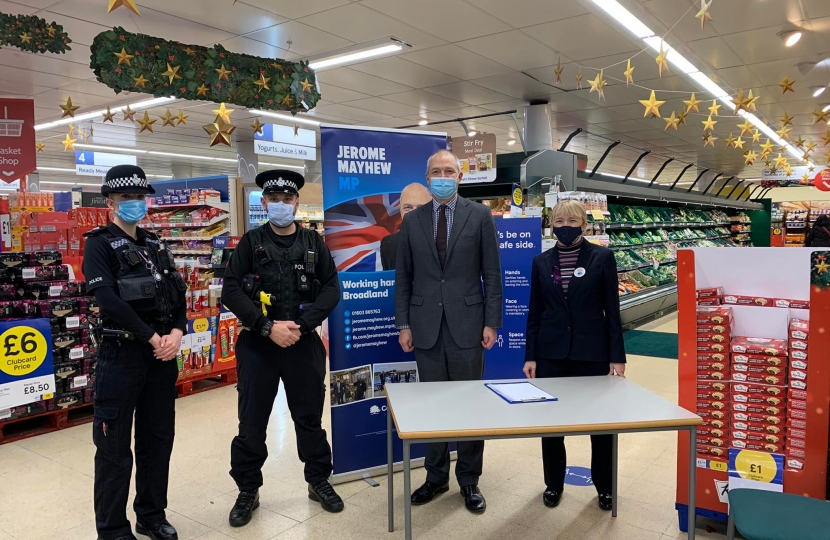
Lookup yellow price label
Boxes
[710,461,727,472]
[191,318,210,333]
[0,325,48,377]
[512,187,523,206]
[591,209,605,220]
[42,393,54,400]
[734,450,777,483]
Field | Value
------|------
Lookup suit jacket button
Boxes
[438,302,443,306]
[441,279,445,283]
[567,327,571,332]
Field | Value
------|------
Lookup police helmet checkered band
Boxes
[263,177,298,192]
[105,173,148,190]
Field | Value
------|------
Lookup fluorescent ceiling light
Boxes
[779,30,802,47]
[250,109,321,126]
[147,151,215,161]
[589,0,654,38]
[823,104,830,112]
[468,131,477,136]
[309,44,402,70]
[76,143,148,154]
[811,86,826,97]
[643,37,698,74]
[260,161,306,170]
[34,97,175,131]
[418,119,428,126]
[507,140,516,146]
[36,167,76,172]
[688,72,729,99]
[42,181,99,186]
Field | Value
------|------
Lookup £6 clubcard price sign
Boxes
[0,319,56,415]
[0,98,36,184]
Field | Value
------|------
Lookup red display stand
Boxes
[675,248,830,530]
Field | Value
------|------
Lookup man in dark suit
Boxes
[395,149,502,514]
[381,183,432,271]
[333,378,346,405]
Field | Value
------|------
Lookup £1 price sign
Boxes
[0,319,55,411]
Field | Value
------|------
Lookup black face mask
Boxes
[553,226,583,246]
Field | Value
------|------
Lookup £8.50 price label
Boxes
[733,449,778,483]
[0,325,48,377]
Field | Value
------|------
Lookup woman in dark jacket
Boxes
[805,215,830,247]
[523,199,626,512]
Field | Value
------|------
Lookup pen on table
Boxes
[521,397,548,402]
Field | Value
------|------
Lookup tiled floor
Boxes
[0,312,726,540]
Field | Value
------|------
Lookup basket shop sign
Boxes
[0,99,36,184]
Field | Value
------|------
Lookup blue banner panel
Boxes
[0,318,56,410]
[484,217,542,380]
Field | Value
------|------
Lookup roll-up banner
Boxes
[321,125,447,481]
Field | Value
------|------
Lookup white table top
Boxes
[385,376,701,440]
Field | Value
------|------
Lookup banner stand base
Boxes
[331,452,458,485]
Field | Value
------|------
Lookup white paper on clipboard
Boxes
[486,382,556,403]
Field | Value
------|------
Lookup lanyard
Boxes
[135,247,163,282]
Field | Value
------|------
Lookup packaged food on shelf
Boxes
[730,336,789,356]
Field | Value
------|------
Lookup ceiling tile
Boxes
[686,36,746,69]
[349,57,459,88]
[138,0,286,35]
[306,103,393,122]
[317,67,413,96]
[747,57,830,86]
[401,45,512,81]
[723,25,811,65]
[438,106,498,119]
[0,50,94,80]
[716,66,764,89]
[316,84,372,103]
[708,0,805,35]
[473,0,588,28]
[359,0,511,42]
[477,99,531,114]
[423,82,512,106]
[382,90,470,111]
[246,21,353,56]
[803,0,830,18]
[547,92,601,113]
[523,14,641,62]
[456,31,557,71]
[563,107,630,124]
[641,0,719,43]
[298,3,445,49]
[342,97,424,117]
[218,37,290,59]
[242,0,351,20]
[469,72,557,100]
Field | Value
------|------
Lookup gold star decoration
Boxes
[61,133,76,151]
[677,109,688,125]
[752,129,761,143]
[734,136,745,150]
[67,123,75,136]
[744,150,757,165]
[46,25,56,37]
[82,129,92,143]
[281,94,294,106]
[176,109,189,125]
[159,109,176,127]
[802,151,811,162]
[701,115,717,131]
[810,164,816,172]
[251,118,265,135]
[196,83,210,97]
[817,260,830,274]
[774,153,789,169]
[823,131,830,146]
[122,104,136,122]
[623,58,634,86]
[684,92,702,113]
[803,173,811,182]
[59,97,80,118]
[300,78,314,93]
[203,115,237,147]
[768,165,777,174]
[664,111,680,131]
[780,112,794,127]
[212,103,234,122]
[639,90,665,118]
[825,152,830,166]
[183,47,197,56]
[137,111,156,133]
[776,125,792,140]
[737,119,754,137]
[162,63,182,84]
[554,56,564,84]
[794,135,806,149]
[703,133,716,147]
[114,48,134,66]
[778,76,796,94]
[708,99,721,116]
[806,140,818,153]
[588,70,607,101]
[760,139,774,156]
[746,90,759,112]
[133,74,149,88]
[19,32,32,44]
[695,0,713,30]
[102,106,115,123]
[813,109,830,124]
[254,73,271,91]
[293,124,300,136]
[785,165,794,177]
[725,133,737,149]
[655,40,670,77]
[36,141,45,153]
[107,0,141,15]
[215,64,231,81]
[732,89,751,113]
[576,68,583,89]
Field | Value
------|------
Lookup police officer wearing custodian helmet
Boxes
[222,169,343,527]
[82,165,188,540]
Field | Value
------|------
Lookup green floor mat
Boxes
[623,330,678,359]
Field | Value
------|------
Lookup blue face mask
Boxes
[267,201,295,227]
[115,199,147,225]
[429,177,458,200]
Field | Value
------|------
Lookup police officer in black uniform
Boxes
[82,165,187,540]
[222,169,343,526]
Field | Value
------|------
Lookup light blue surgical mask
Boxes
[115,199,147,225]
[267,201,295,227]
[429,177,458,200]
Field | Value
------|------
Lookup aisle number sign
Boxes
[0,319,55,412]
[75,151,137,176]
[727,448,784,497]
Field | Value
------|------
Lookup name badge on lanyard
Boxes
[574,267,586,278]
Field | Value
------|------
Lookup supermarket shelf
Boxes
[170,249,213,255]
[160,227,229,241]
[606,221,730,230]
[620,283,677,309]
[617,259,677,273]
[610,235,730,250]
[174,259,211,269]
[144,214,229,229]
[149,201,230,212]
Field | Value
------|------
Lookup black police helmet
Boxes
[256,169,304,196]
[101,165,155,196]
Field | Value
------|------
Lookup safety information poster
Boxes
[0,318,56,413]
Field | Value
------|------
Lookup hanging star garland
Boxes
[624,58,634,86]
[732,89,751,113]
[203,114,237,147]
[751,129,761,143]
[695,0,713,30]
[778,76,796,94]
[813,109,830,124]
[102,106,115,123]
[122,104,136,122]
[746,90,759,112]
[36,141,45,153]
[136,110,156,133]
[684,92,702,113]
[212,103,235,122]
[703,133,716,147]
[677,109,688,125]
[133,74,149,88]
[59,96,80,118]
[776,125,792,140]
[61,133,76,151]
[588,70,607,101]
[655,40,670,77]
[639,90,665,118]
[785,165,794,177]
[780,112,794,127]
[774,153,789,169]
[293,124,300,136]
[554,56,564,84]
[254,73,271,91]
[0,12,72,54]
[162,63,182,84]
[196,83,210,98]
[575,68,583,90]
[794,135,806,149]
[176,109,189,125]
[734,136,745,150]
[806,140,818,153]
[737,119,754,137]
[251,118,265,135]
[215,64,231,81]
[664,111,680,130]
[745,150,757,165]
[701,115,717,131]
[113,47,133,66]
[725,133,737,149]
[822,131,830,146]
[107,0,141,16]
[159,109,176,127]
[708,99,721,116]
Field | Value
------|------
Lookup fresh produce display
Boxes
[608,205,730,227]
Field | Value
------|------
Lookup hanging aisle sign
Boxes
[0,319,55,412]
[254,123,317,161]
[0,98,36,184]
[75,151,137,176]
[451,133,497,184]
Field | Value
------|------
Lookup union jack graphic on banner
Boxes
[325,193,401,272]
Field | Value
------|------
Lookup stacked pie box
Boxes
[695,303,733,462]
[786,318,809,472]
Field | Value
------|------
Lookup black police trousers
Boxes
[93,339,178,540]
[230,330,332,491]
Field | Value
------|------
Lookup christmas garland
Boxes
[0,12,71,54]
[90,27,321,114]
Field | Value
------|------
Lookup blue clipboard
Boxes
[485,382,558,404]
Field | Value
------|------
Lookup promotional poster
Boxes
[321,125,446,479]
[0,318,56,411]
